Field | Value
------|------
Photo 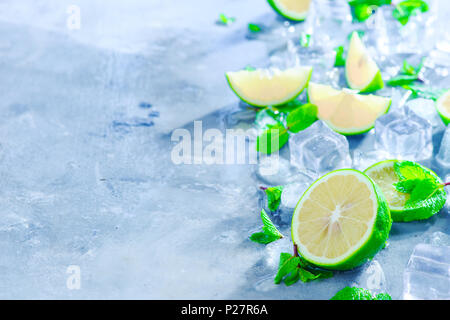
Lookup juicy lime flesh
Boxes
[308,83,390,133]
[346,32,380,90]
[226,67,311,106]
[365,162,409,210]
[274,0,310,14]
[294,172,376,261]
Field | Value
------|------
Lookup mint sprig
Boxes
[274,250,333,286]
[393,161,445,209]
[261,186,284,212]
[393,0,429,26]
[256,102,318,154]
[331,286,392,300]
[249,209,283,244]
[387,58,424,87]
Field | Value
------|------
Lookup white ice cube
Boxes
[289,121,352,176]
[403,244,450,300]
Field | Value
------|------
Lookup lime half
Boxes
[345,32,384,93]
[267,0,311,21]
[308,82,391,135]
[226,66,312,107]
[291,169,391,270]
[364,160,447,222]
[437,90,450,125]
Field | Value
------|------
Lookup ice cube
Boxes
[403,244,450,300]
[407,98,446,133]
[256,154,317,186]
[289,121,352,176]
[375,108,433,161]
[437,125,450,168]
[369,5,437,55]
[280,181,313,210]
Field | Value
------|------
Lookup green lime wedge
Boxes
[345,32,384,93]
[226,66,312,107]
[307,82,391,135]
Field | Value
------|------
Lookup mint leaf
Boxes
[260,208,283,238]
[393,0,429,26]
[394,178,422,193]
[403,84,446,101]
[245,65,256,71]
[248,23,261,32]
[263,186,284,212]
[218,13,235,25]
[249,232,281,244]
[256,123,289,154]
[249,209,283,244]
[393,161,446,213]
[387,58,424,87]
[402,58,424,76]
[407,178,440,207]
[334,46,346,67]
[387,74,420,86]
[402,60,416,76]
[286,103,318,133]
[394,161,428,180]
[274,253,300,284]
[331,286,392,300]
[274,252,333,286]
[283,270,300,286]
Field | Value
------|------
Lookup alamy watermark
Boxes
[66,265,81,290]
[170,121,280,175]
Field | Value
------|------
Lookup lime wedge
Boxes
[364,160,447,222]
[267,0,311,21]
[308,83,391,135]
[346,32,384,93]
[226,66,312,107]
[291,169,392,270]
[437,90,450,125]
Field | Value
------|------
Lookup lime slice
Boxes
[364,160,447,222]
[345,32,384,93]
[436,90,450,125]
[267,0,311,21]
[291,169,391,270]
[226,66,312,107]
[308,83,391,135]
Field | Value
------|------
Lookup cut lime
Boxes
[307,83,391,135]
[437,90,450,125]
[364,160,447,222]
[345,32,384,93]
[291,169,391,270]
[267,0,311,21]
[226,66,312,107]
